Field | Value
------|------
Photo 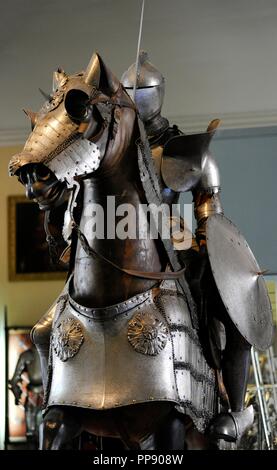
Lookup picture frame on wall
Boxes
[7,195,68,281]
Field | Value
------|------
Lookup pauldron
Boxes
[161,130,216,192]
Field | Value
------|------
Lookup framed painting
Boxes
[8,195,68,281]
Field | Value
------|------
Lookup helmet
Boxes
[121,51,165,124]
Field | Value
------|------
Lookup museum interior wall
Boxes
[0,146,65,327]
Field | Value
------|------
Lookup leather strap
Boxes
[90,84,137,110]
[74,223,186,280]
[44,210,59,265]
[216,369,231,409]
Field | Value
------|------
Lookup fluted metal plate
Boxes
[161,131,215,192]
[206,214,273,350]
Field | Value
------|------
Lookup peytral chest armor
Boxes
[46,279,216,432]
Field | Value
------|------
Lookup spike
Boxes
[23,108,38,127]
[84,52,101,87]
[39,88,51,101]
[256,269,268,276]
[52,68,67,92]
[206,119,221,132]
[139,50,149,64]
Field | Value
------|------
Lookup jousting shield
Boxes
[206,214,273,350]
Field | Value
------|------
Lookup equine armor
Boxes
[9,53,134,188]
[43,279,216,432]
[10,50,273,447]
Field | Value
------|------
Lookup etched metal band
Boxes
[68,285,152,320]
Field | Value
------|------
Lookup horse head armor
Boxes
[9,53,134,189]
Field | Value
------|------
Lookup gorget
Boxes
[46,279,216,432]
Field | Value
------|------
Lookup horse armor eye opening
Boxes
[64,89,90,122]
[34,164,52,181]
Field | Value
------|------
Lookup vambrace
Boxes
[193,154,223,246]
[194,191,223,245]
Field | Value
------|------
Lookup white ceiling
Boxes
[1,0,277,139]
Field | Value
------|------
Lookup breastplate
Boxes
[47,281,216,432]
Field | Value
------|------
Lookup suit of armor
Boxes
[9,52,272,448]
[9,345,43,443]
[121,51,257,441]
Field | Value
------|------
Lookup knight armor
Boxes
[121,53,273,441]
[121,51,169,140]
[9,51,273,448]
[9,345,43,443]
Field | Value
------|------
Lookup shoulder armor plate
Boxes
[161,131,216,192]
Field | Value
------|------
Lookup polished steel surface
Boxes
[121,51,165,124]
[161,131,216,192]
[47,137,101,187]
[121,51,164,88]
[209,405,254,441]
[49,291,179,410]
[31,281,70,389]
[206,214,273,350]
[46,283,216,432]
[156,289,216,431]
[10,50,268,448]
[198,153,221,191]
[229,406,255,439]
[132,86,165,123]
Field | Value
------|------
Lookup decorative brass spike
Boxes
[39,88,51,101]
[206,119,221,132]
[256,269,268,276]
[23,108,38,126]
[84,52,101,86]
[52,69,67,92]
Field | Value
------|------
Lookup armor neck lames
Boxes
[68,283,153,320]
[144,114,169,140]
